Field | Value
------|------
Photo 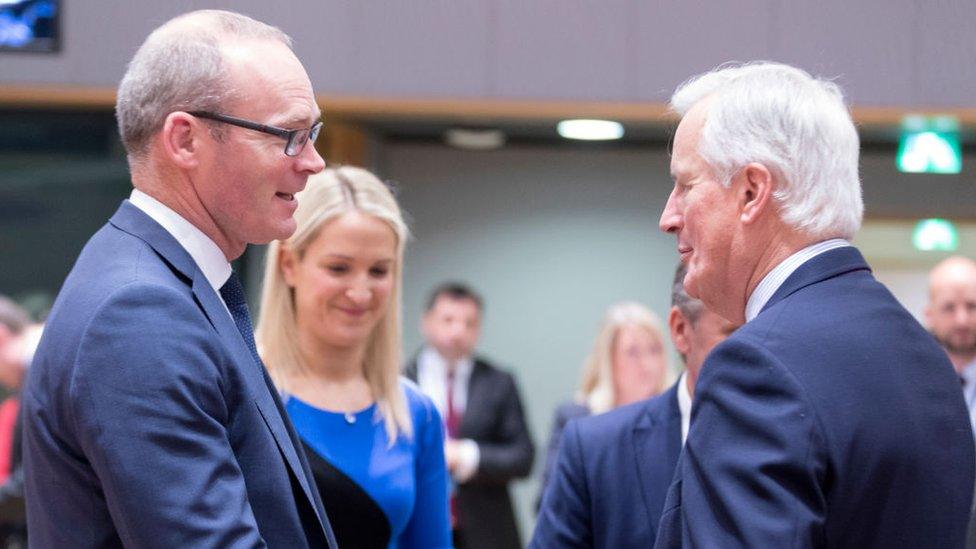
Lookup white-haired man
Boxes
[23,10,335,547]
[655,62,974,547]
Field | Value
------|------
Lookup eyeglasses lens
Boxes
[284,122,323,157]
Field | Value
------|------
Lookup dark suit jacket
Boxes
[655,246,976,548]
[536,401,590,510]
[405,356,534,549]
[532,384,681,548]
[23,201,337,548]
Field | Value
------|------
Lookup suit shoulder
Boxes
[554,402,590,423]
[573,397,646,439]
[474,357,517,381]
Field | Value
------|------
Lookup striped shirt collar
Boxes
[744,238,850,322]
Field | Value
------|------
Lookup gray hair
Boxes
[670,262,704,324]
[115,10,292,162]
[671,61,863,240]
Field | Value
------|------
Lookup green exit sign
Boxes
[912,218,959,252]
[896,115,962,174]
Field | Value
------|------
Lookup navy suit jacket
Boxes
[531,384,682,548]
[23,201,337,548]
[655,247,975,548]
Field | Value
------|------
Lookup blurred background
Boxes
[1,0,974,535]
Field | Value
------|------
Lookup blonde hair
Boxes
[256,166,411,441]
[576,301,668,414]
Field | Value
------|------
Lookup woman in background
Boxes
[256,166,450,549]
[536,301,669,508]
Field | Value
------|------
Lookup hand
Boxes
[444,439,461,476]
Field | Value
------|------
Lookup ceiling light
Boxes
[444,128,506,150]
[557,119,624,141]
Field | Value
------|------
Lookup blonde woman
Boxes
[257,166,450,549]
[536,301,669,508]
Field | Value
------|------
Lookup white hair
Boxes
[115,10,292,163]
[671,61,863,240]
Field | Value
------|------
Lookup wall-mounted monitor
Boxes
[0,0,59,53]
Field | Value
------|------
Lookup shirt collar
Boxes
[677,371,692,444]
[129,189,232,292]
[961,357,976,385]
[418,346,474,380]
[745,238,850,322]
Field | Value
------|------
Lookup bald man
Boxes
[927,256,976,432]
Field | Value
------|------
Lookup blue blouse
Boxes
[286,379,451,549]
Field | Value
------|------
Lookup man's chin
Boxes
[933,332,976,356]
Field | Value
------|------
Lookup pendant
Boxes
[344,412,356,425]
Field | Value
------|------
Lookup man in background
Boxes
[531,263,737,547]
[23,10,335,547]
[405,282,534,549]
[927,256,976,431]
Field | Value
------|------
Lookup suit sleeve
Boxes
[69,284,265,548]
[536,403,580,510]
[529,419,592,548]
[471,372,535,482]
[677,338,828,548]
[400,396,452,549]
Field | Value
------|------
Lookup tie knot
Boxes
[220,272,248,311]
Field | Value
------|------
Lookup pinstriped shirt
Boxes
[744,238,850,323]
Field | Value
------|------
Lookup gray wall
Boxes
[386,142,676,538]
[2,0,974,107]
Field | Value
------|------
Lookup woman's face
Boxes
[611,324,666,406]
[281,211,398,351]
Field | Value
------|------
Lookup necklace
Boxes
[344,412,356,425]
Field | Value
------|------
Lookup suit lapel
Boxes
[761,246,871,315]
[110,201,328,533]
[633,385,682,540]
[459,361,487,438]
[190,274,323,519]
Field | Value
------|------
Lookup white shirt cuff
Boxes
[453,439,480,483]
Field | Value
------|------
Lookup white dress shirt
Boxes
[676,371,693,444]
[745,238,850,322]
[960,358,976,434]
[416,346,480,481]
[129,189,232,302]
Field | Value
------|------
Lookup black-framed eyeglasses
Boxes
[188,111,323,157]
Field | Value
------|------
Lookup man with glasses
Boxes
[23,10,336,547]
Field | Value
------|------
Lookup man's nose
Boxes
[659,189,682,234]
[297,141,326,175]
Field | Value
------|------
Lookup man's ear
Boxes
[669,306,690,357]
[736,162,774,225]
[161,111,205,169]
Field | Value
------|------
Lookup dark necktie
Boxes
[446,370,462,439]
[445,369,462,528]
[219,272,336,546]
[219,272,264,370]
